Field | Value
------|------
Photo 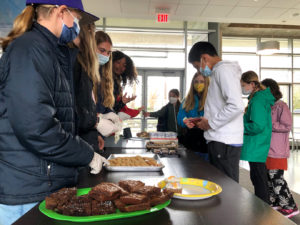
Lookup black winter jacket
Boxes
[73,59,99,152]
[0,23,94,205]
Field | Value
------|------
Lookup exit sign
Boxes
[157,13,168,23]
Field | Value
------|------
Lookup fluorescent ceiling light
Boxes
[257,40,280,55]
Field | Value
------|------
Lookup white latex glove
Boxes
[96,115,115,137]
[118,112,131,121]
[101,112,121,123]
[89,152,109,174]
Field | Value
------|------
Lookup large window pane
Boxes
[146,119,158,132]
[293,85,300,113]
[261,55,292,68]
[293,39,300,54]
[293,69,300,83]
[222,38,257,53]
[293,115,300,139]
[261,69,292,83]
[222,54,259,74]
[122,119,141,136]
[279,85,289,106]
[108,31,184,48]
[147,76,180,112]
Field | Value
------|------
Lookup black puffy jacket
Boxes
[0,23,94,205]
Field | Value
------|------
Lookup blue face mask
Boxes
[59,10,80,44]
[97,53,110,65]
[200,65,212,77]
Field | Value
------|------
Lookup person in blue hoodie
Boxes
[177,72,209,158]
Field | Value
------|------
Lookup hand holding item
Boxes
[96,114,118,137]
[143,111,150,117]
[89,153,109,174]
[98,135,105,150]
[183,118,195,129]
[196,117,211,131]
[101,112,121,123]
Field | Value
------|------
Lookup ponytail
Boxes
[1,6,35,51]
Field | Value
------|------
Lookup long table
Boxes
[13,139,296,225]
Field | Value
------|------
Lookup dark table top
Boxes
[14,147,296,225]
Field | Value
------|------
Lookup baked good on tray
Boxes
[45,180,172,217]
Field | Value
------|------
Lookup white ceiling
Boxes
[82,0,300,25]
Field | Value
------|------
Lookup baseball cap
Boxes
[26,0,99,23]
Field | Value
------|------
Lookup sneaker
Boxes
[279,207,300,218]
[272,206,281,210]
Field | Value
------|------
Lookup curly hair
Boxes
[95,31,115,109]
[112,51,138,96]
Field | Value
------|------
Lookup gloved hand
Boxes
[101,112,121,123]
[96,114,115,137]
[89,152,109,174]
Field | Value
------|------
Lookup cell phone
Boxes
[189,118,201,125]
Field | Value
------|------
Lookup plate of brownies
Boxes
[158,177,222,200]
[39,180,172,222]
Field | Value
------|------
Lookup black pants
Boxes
[249,162,269,204]
[268,169,297,209]
[179,128,207,153]
[207,141,241,182]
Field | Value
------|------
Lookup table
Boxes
[14,146,296,225]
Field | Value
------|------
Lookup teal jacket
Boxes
[241,88,275,162]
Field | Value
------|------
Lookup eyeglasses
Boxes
[97,47,112,56]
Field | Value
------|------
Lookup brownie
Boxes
[150,193,171,207]
[45,196,57,210]
[113,199,126,211]
[132,185,161,197]
[91,200,116,215]
[89,183,121,201]
[118,180,145,193]
[46,187,77,210]
[119,193,149,205]
[61,201,92,216]
[121,202,151,212]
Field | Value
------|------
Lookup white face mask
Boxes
[169,97,177,104]
[242,88,252,95]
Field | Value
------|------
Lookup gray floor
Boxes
[240,150,300,195]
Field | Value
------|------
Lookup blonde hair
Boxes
[1,5,57,51]
[76,23,100,102]
[241,70,266,112]
[183,72,209,112]
[95,31,115,109]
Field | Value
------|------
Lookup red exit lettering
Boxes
[157,13,168,23]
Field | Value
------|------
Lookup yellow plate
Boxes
[158,178,222,200]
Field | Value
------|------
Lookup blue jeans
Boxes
[0,202,38,225]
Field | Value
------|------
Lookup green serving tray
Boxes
[39,187,171,222]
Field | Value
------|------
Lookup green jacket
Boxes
[241,88,275,162]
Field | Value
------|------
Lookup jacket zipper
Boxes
[47,163,52,187]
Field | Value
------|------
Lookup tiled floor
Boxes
[240,150,300,195]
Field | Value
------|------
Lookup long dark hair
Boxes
[261,78,282,101]
[112,51,138,96]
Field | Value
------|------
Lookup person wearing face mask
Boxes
[241,71,275,204]
[188,42,244,182]
[143,89,181,133]
[177,72,209,159]
[112,51,144,120]
[0,1,107,224]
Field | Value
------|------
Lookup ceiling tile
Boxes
[237,0,271,7]
[82,0,121,16]
[227,6,260,18]
[175,4,206,16]
[253,7,288,19]
[208,0,239,6]
[149,2,178,15]
[280,8,300,20]
[200,5,233,17]
[265,0,300,8]
[121,0,150,14]
[179,0,209,4]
